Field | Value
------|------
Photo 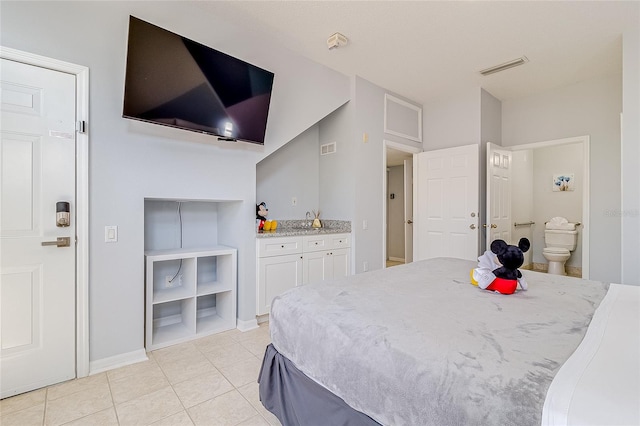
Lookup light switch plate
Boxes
[105,225,118,243]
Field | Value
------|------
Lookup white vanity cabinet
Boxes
[145,246,237,351]
[256,237,303,316]
[256,232,351,315]
[302,233,351,284]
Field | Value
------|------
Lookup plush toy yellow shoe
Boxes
[470,269,479,286]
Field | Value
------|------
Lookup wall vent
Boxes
[321,142,337,155]
[479,56,528,76]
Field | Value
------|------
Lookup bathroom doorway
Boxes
[486,135,590,278]
[383,141,421,268]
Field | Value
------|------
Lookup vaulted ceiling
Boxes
[203,1,638,105]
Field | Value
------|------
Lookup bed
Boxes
[258,257,640,426]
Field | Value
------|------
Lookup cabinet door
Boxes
[257,254,303,315]
[303,250,329,285]
[330,248,351,280]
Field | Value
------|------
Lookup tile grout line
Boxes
[104,369,120,426]
[150,349,198,426]
[42,388,48,426]
[7,325,275,426]
[191,330,272,426]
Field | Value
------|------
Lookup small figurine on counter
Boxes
[256,202,268,230]
[312,210,322,228]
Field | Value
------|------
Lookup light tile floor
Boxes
[0,323,281,426]
[386,260,404,268]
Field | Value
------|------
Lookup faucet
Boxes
[305,211,311,227]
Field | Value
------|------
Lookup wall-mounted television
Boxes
[123,16,274,145]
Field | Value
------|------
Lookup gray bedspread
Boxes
[269,258,609,426]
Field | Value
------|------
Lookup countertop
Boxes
[256,219,351,238]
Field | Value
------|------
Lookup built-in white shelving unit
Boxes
[145,246,236,351]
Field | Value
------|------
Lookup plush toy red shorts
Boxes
[486,277,517,295]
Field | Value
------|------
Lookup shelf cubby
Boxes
[145,246,237,351]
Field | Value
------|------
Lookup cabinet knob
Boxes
[281,245,284,248]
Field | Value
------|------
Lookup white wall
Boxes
[144,200,219,251]
[621,25,640,285]
[256,125,320,220]
[502,74,622,283]
[318,102,356,220]
[423,88,481,151]
[1,1,350,364]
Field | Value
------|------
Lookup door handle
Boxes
[470,224,476,230]
[41,237,71,247]
[406,219,413,224]
[482,224,498,229]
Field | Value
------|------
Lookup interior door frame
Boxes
[507,135,590,279]
[382,140,422,268]
[1,46,90,378]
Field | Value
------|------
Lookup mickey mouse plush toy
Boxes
[256,202,268,230]
[472,238,530,295]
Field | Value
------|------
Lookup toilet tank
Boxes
[544,230,578,251]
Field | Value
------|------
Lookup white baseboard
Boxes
[89,348,148,376]
[237,318,259,332]
[256,314,269,324]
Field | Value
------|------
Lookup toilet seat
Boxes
[543,247,570,255]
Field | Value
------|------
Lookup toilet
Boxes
[542,217,578,275]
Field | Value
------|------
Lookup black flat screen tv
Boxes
[123,16,274,145]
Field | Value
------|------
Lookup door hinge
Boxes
[76,121,87,134]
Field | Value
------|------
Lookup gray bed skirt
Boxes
[258,343,381,426]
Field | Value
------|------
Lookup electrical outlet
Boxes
[292,197,297,206]
[165,274,182,288]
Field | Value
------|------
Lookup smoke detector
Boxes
[327,32,348,50]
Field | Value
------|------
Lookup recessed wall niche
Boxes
[144,199,220,251]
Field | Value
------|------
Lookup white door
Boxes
[0,58,76,398]
[486,143,512,249]
[414,144,479,261]
[403,159,413,263]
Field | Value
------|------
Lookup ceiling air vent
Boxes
[321,142,337,155]
[479,56,528,76]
